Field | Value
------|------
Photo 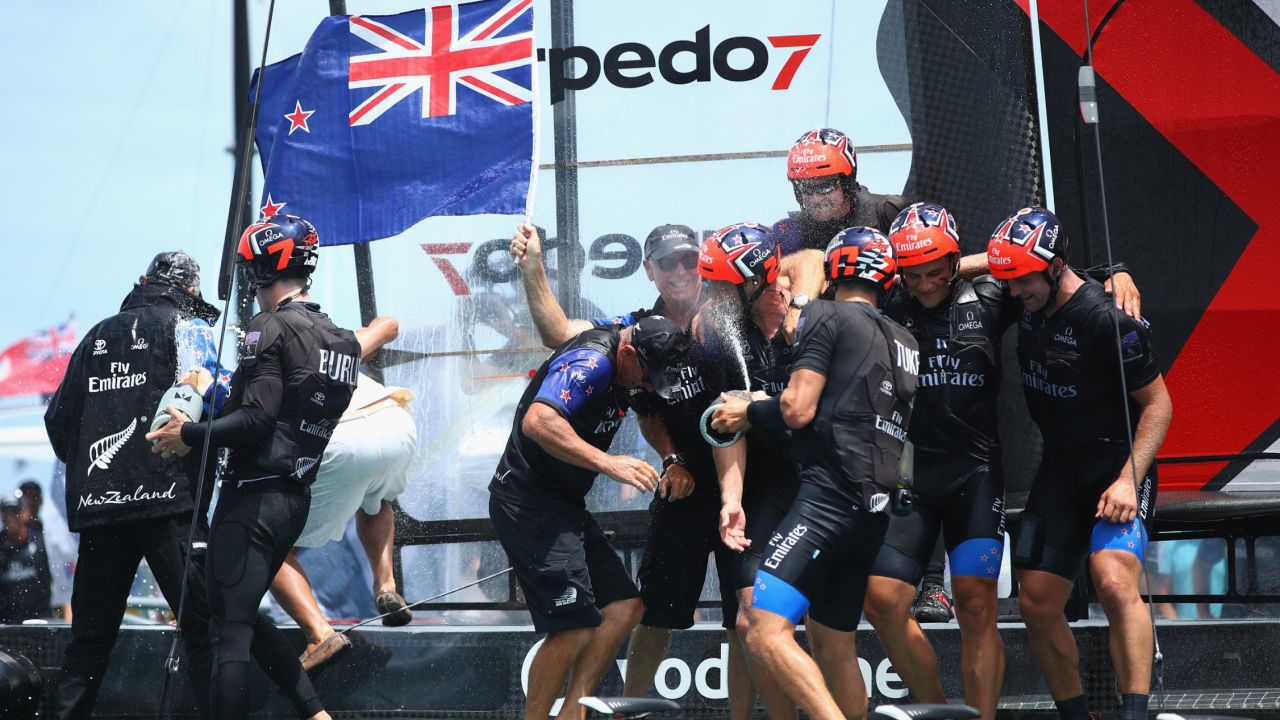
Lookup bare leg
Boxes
[270,549,334,650]
[356,502,397,594]
[807,617,869,720]
[622,624,672,696]
[736,587,796,720]
[863,575,946,703]
[1016,569,1082,700]
[951,575,1004,720]
[1090,550,1152,694]
[726,628,755,720]
[557,598,644,720]
[527,628,594,720]
[746,608,843,720]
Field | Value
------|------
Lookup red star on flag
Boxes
[585,386,593,395]
[285,100,315,135]
[260,194,286,217]
[980,555,989,562]
[559,363,569,373]
[1122,527,1130,535]
[987,566,996,574]
[991,546,999,554]
[559,389,571,403]
[1127,541,1135,549]
[587,357,598,369]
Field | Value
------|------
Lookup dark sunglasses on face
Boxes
[793,178,839,196]
[657,253,698,272]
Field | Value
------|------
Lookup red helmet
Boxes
[787,128,857,181]
[237,214,320,288]
[889,202,960,267]
[698,222,780,302]
[824,226,897,293]
[986,207,1067,280]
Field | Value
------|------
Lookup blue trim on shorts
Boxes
[1090,517,1146,563]
[751,571,809,625]
[949,537,1004,579]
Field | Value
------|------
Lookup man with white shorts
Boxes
[267,317,420,670]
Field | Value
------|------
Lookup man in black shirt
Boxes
[713,227,918,720]
[988,207,1172,720]
[695,222,800,720]
[149,215,359,720]
[45,250,226,720]
[0,494,51,624]
[489,315,690,720]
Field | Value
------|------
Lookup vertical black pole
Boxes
[231,0,256,326]
[550,0,582,317]
[217,0,257,331]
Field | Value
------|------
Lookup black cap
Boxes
[631,316,691,399]
[142,251,201,290]
[644,224,699,261]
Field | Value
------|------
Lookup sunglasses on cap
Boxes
[656,253,698,272]
[793,177,840,196]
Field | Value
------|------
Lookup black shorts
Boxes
[1013,445,1157,579]
[489,494,639,634]
[871,458,1006,585]
[637,491,738,630]
[752,482,889,632]
[733,483,798,592]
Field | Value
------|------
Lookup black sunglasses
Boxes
[656,253,698,272]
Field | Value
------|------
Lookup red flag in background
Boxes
[0,319,77,399]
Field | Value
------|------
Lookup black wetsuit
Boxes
[753,299,918,631]
[1013,279,1162,578]
[489,327,640,634]
[699,310,800,593]
[873,277,1016,584]
[772,184,909,254]
[182,298,359,720]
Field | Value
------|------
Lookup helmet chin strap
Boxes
[1041,264,1063,313]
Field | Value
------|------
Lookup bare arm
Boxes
[779,368,827,429]
[713,441,749,550]
[1096,375,1173,523]
[510,223,592,348]
[523,403,658,493]
[637,412,693,500]
[355,316,399,361]
[780,250,825,342]
[958,251,988,280]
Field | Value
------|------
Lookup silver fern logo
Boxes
[88,419,137,475]
[294,456,319,478]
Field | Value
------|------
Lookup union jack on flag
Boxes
[251,0,536,246]
[348,0,533,125]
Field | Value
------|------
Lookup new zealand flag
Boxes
[251,0,535,246]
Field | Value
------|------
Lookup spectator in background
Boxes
[0,492,51,624]
[18,479,75,619]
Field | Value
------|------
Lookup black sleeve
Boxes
[1106,311,1160,391]
[790,305,841,376]
[1081,262,1131,283]
[43,339,89,463]
[181,314,283,448]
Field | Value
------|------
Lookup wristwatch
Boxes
[661,453,687,473]
[790,293,810,310]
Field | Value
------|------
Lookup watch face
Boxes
[792,294,810,308]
